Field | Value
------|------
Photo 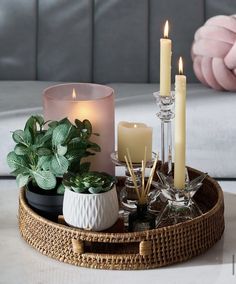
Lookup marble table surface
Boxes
[0,179,236,284]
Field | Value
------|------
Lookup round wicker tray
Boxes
[18,167,224,270]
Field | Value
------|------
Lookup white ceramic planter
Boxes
[63,185,119,231]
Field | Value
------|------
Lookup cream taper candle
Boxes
[160,20,172,96]
[174,57,186,189]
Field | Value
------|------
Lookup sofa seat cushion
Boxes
[0,81,58,175]
[0,81,235,178]
[0,81,58,113]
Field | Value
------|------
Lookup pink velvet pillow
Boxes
[192,15,236,91]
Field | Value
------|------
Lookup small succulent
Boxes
[63,172,116,194]
[7,115,100,192]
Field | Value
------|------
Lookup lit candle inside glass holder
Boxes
[43,83,115,175]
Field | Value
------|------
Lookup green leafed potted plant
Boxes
[63,171,119,231]
[7,115,100,219]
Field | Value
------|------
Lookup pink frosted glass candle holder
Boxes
[43,83,115,175]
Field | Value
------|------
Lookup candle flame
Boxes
[164,20,169,38]
[178,57,184,75]
[72,88,77,100]
[134,124,137,128]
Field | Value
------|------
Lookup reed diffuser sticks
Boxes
[124,148,158,205]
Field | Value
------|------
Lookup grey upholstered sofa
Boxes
[0,0,236,178]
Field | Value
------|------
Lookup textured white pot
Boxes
[63,185,119,231]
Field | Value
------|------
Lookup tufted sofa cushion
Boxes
[0,0,205,83]
[0,0,235,83]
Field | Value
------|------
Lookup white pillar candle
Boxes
[118,121,152,163]
[160,20,172,97]
[43,83,115,175]
[174,57,186,189]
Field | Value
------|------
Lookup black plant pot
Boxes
[25,180,64,221]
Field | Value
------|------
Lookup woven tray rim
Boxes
[18,166,225,269]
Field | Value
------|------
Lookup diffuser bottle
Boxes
[128,203,156,232]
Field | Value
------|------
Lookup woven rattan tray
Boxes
[18,167,224,270]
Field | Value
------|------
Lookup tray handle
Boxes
[71,239,152,256]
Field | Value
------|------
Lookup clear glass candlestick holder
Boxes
[148,187,168,216]
[152,169,207,227]
[110,151,157,226]
[153,91,175,175]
